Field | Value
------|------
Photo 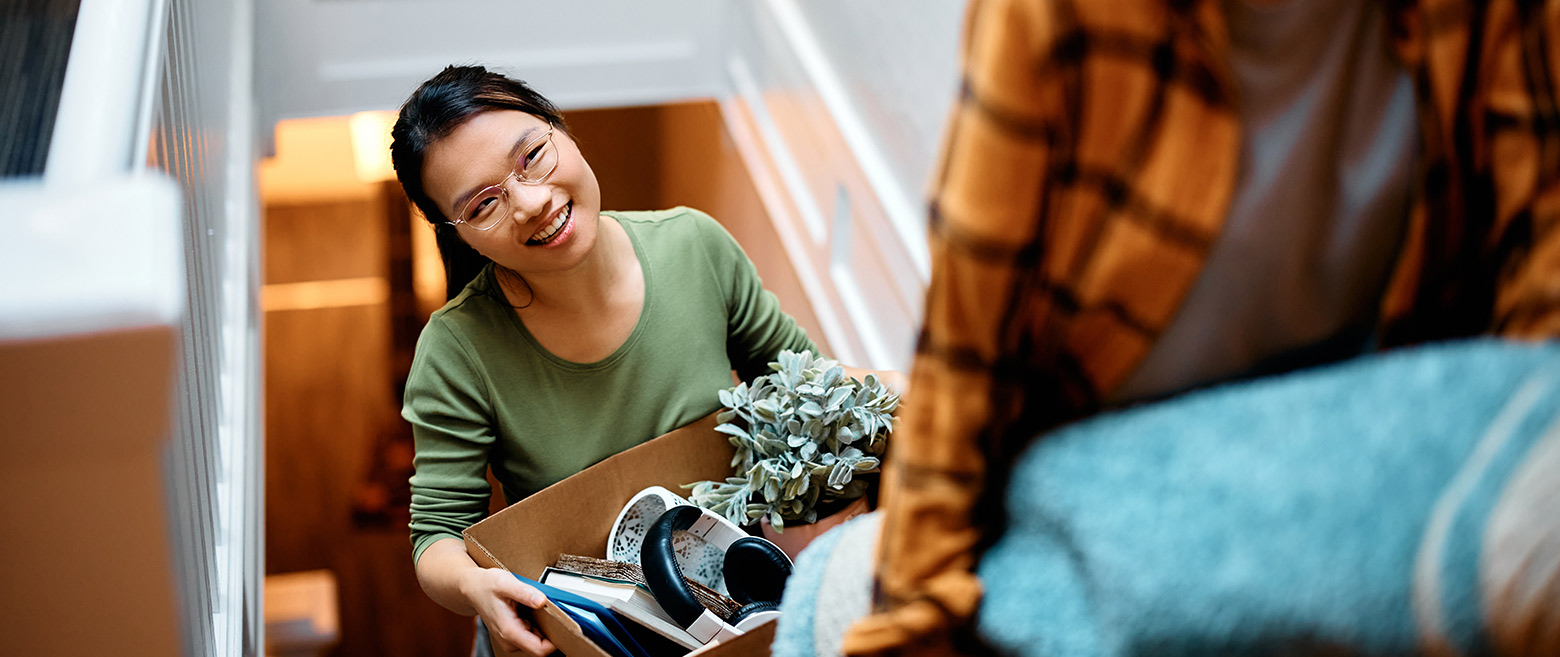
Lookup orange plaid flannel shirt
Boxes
[845,0,1560,654]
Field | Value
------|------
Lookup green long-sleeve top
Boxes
[403,207,817,564]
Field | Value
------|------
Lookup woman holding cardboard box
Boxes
[389,65,830,657]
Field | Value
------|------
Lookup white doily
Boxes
[607,486,729,595]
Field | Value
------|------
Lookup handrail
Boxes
[45,0,162,181]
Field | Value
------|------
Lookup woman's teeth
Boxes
[527,204,571,245]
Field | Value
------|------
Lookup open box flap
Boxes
[464,413,777,656]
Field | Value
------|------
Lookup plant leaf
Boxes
[715,423,752,441]
[826,386,852,412]
[837,425,858,444]
[828,462,853,487]
[800,442,817,460]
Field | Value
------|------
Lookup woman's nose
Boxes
[503,179,550,223]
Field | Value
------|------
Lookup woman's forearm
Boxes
[415,537,483,615]
[417,536,555,655]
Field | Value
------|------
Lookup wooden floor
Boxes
[262,101,823,657]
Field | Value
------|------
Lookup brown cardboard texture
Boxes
[463,414,777,657]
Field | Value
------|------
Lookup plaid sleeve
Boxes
[1382,0,1560,342]
[843,0,1066,652]
[1489,1,1560,338]
[845,0,1240,652]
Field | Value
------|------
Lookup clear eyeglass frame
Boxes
[450,127,559,231]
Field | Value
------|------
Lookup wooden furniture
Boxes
[264,570,340,657]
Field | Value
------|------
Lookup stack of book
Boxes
[526,555,742,657]
[514,574,659,657]
[541,567,699,652]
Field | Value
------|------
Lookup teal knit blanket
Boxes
[776,340,1560,657]
[982,339,1559,656]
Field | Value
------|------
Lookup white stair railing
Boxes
[41,0,263,654]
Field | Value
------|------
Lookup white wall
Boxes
[792,0,964,222]
[719,0,961,369]
[256,0,728,131]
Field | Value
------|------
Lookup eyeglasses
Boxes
[451,128,560,230]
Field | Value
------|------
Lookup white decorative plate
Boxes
[607,486,729,594]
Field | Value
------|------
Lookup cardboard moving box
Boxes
[463,414,777,657]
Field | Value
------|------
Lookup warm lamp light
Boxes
[348,111,397,183]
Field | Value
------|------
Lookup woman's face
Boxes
[423,109,603,276]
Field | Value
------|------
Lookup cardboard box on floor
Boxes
[463,414,776,657]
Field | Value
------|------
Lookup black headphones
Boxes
[640,505,793,643]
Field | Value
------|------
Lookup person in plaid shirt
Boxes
[846,0,1560,654]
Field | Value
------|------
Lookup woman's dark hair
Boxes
[390,65,568,300]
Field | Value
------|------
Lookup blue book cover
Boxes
[513,573,652,657]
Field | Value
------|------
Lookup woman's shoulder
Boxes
[608,206,722,234]
[609,206,737,251]
[422,268,509,338]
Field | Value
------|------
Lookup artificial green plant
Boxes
[685,349,899,531]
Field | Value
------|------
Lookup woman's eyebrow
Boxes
[507,127,542,160]
[450,127,543,216]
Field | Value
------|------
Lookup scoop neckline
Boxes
[499,212,653,372]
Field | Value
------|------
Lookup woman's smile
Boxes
[526,201,573,247]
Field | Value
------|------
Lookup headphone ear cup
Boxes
[723,536,792,605]
[728,600,782,630]
[641,506,707,628]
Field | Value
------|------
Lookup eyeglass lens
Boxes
[461,132,559,229]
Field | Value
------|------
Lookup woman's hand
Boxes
[459,567,556,656]
[876,369,910,398]
[844,367,910,399]
[415,539,556,656]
